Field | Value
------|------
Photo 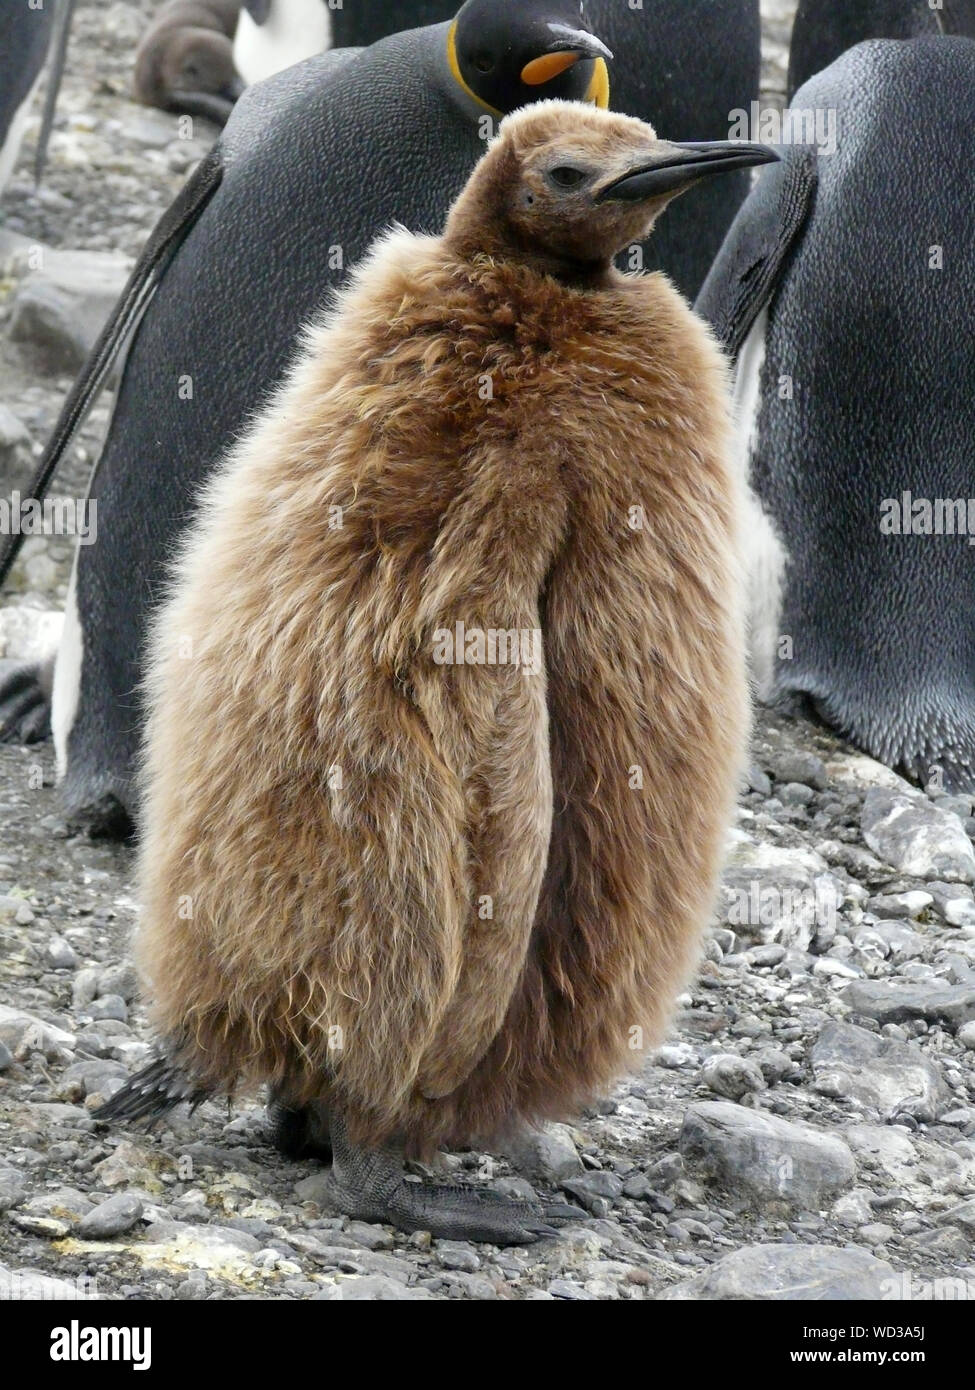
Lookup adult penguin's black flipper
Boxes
[0,145,225,591]
[693,149,818,715]
[33,0,76,185]
[694,148,819,358]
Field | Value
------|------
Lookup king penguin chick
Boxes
[134,0,244,126]
[98,102,768,1245]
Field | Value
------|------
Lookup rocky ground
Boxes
[4,1,974,1306]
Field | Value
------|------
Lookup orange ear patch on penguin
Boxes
[449,0,613,114]
[521,51,583,85]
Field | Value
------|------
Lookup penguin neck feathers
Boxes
[324,223,650,384]
[444,209,615,290]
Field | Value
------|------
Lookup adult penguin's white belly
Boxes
[0,74,42,198]
[233,0,332,87]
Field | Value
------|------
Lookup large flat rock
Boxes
[679,1101,855,1210]
[659,1244,899,1301]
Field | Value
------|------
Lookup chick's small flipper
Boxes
[408,642,554,1104]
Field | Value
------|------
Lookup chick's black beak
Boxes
[597,140,779,202]
[521,28,613,86]
[169,90,236,125]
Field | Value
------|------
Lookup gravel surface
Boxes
[6,1,974,1306]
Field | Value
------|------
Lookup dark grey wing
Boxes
[0,144,224,590]
[694,150,818,358]
[0,0,54,158]
[241,1,272,22]
[34,0,76,184]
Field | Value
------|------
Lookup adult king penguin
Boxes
[134,0,246,126]
[232,0,762,300]
[0,0,613,833]
[0,0,74,194]
[697,38,975,790]
[787,0,975,98]
[589,0,761,299]
[97,100,759,1243]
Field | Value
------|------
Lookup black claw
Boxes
[394,1188,570,1246]
[527,1223,560,1240]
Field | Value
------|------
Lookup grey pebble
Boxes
[861,787,975,883]
[660,1244,896,1301]
[0,1170,27,1212]
[436,1242,481,1272]
[78,1193,145,1239]
[680,1101,855,1210]
[766,749,828,790]
[701,1053,767,1100]
[87,994,128,1022]
[561,1171,624,1211]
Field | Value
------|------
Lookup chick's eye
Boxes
[549,166,587,188]
[473,51,494,73]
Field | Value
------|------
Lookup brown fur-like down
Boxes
[134,0,241,113]
[137,101,750,1156]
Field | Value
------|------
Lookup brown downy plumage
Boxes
[134,0,243,121]
[133,100,755,1156]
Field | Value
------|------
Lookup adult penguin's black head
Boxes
[449,0,612,115]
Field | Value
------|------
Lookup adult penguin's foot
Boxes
[327,1110,584,1246]
[0,660,51,743]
